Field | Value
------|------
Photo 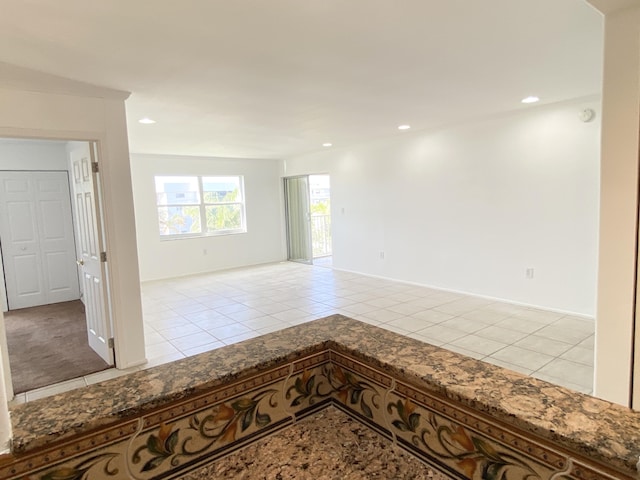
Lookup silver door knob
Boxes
[76,259,84,266]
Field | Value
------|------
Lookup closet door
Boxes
[0,171,80,309]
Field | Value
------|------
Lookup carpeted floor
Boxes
[5,300,110,394]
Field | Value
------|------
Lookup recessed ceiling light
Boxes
[521,96,540,104]
[138,117,156,124]
[322,143,332,147]
[398,125,411,130]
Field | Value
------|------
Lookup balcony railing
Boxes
[311,214,332,257]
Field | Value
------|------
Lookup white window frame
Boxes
[155,175,246,239]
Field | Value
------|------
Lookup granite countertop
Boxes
[9,315,640,475]
[180,406,450,480]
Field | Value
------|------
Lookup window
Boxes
[155,175,246,238]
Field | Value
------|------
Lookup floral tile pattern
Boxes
[386,391,554,479]
[129,386,284,478]
[284,365,333,414]
[326,361,391,434]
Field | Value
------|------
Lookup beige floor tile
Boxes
[414,324,467,344]
[493,317,546,334]
[439,317,490,334]
[513,309,564,324]
[341,302,380,315]
[559,346,594,366]
[488,345,554,371]
[433,300,480,315]
[461,309,511,324]
[532,372,592,395]
[142,352,186,369]
[210,323,254,340]
[406,332,445,346]
[379,323,412,335]
[386,302,429,315]
[362,308,405,323]
[240,316,287,330]
[170,332,219,351]
[534,324,593,345]
[447,335,507,356]
[222,331,259,345]
[157,323,205,340]
[484,358,534,376]
[410,309,454,323]
[182,341,225,357]
[535,358,593,388]
[364,297,401,308]
[442,344,485,360]
[513,335,573,356]
[224,308,267,322]
[385,316,434,332]
[145,341,182,359]
[144,330,166,346]
[475,325,529,344]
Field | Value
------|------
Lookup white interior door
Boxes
[0,171,80,309]
[70,143,114,365]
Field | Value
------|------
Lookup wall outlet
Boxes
[203,249,208,255]
[525,268,534,279]
[379,251,385,260]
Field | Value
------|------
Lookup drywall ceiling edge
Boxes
[586,0,640,14]
[0,61,130,100]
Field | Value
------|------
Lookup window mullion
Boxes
[198,176,207,233]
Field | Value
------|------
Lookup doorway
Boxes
[284,174,332,266]
[0,138,114,395]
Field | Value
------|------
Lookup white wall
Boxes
[285,98,600,316]
[131,154,285,281]
[0,138,68,170]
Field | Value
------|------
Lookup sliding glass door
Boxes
[284,176,312,264]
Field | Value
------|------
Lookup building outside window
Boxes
[155,175,246,238]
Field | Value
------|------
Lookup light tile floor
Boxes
[12,262,594,404]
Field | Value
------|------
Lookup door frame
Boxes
[283,175,313,264]
[0,132,117,398]
[283,173,333,265]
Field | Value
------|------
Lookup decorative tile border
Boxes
[129,384,286,478]
[330,352,632,480]
[1,360,305,480]
[2,317,638,480]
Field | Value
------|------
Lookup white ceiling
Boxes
[0,1,603,159]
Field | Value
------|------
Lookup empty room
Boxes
[0,1,639,479]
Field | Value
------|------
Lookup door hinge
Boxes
[100,251,107,262]
[108,337,114,349]
[91,162,99,173]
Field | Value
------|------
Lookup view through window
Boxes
[155,175,246,237]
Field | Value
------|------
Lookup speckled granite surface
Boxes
[178,406,450,480]
[9,315,640,475]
